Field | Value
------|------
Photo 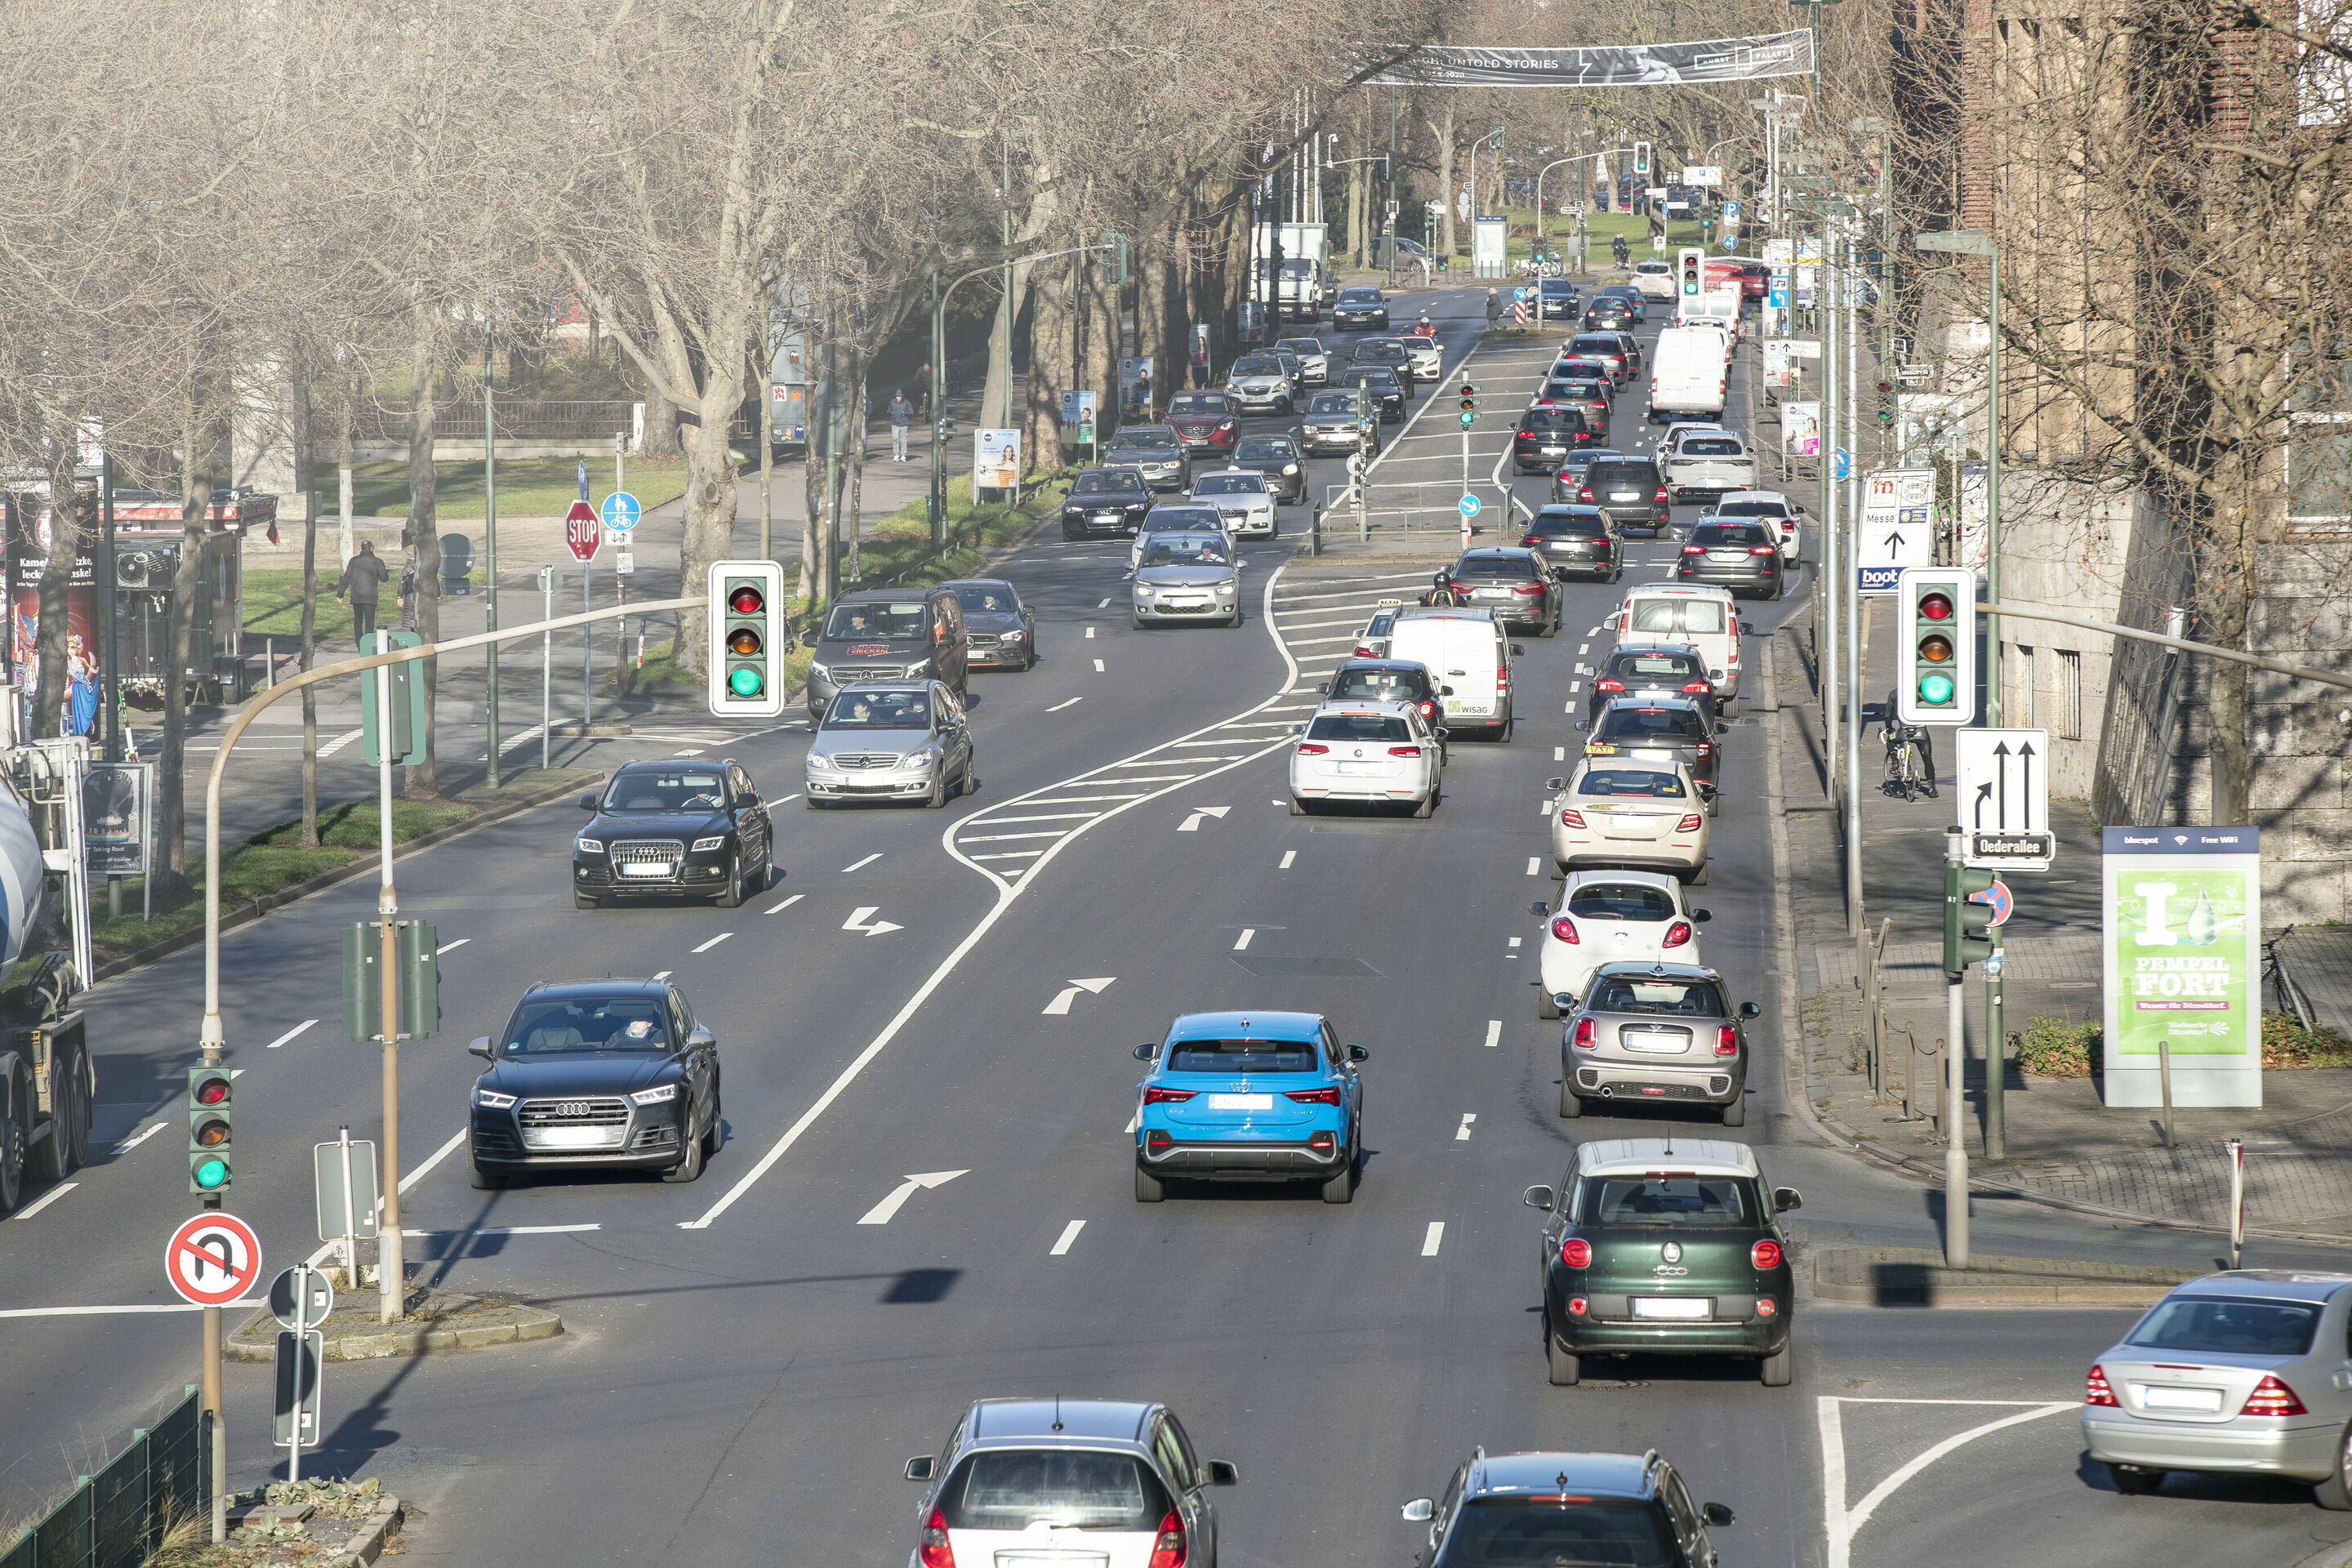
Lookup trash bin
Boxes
[439,534,474,595]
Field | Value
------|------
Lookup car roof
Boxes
[1575,1135,1759,1179]
[2168,1272,2352,1303]
[1599,694,1707,715]
[965,1398,1154,1449]
[1332,657,1430,675]
[836,586,942,604]
[938,578,1014,591]
[521,978,672,1001]
[1395,605,1499,623]
[1473,1450,1657,1499]
[1167,1009,1325,1041]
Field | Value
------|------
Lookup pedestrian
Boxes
[889,389,914,462]
[1485,287,1502,326]
[396,550,421,631]
[336,539,390,649]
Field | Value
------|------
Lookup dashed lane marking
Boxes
[1456,1114,1477,1142]
[1085,626,1096,639]
[765,893,804,915]
[1048,697,1084,712]
[114,1122,167,1154]
[842,853,883,872]
[1232,929,1256,951]
[1526,858,1540,875]
[1094,659,1106,672]
[14,1183,76,1218]
[1280,850,1297,869]
[1484,1020,1501,1049]
[265,1020,318,1050]
[435,938,470,956]
[1051,1220,1086,1255]
[1422,1222,1446,1256]
[691,933,733,954]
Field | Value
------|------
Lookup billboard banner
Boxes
[1365,31,1815,88]
[2101,826,2264,1107]
[973,430,1020,492]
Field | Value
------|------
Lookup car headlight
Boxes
[474,1086,518,1109]
[630,1084,679,1107]
[810,662,831,681]
[691,835,727,853]
[906,657,933,675]
[908,751,937,769]
[1283,464,1298,474]
[1002,628,1027,641]
[1217,579,1237,595]
[807,753,839,770]
[576,838,604,853]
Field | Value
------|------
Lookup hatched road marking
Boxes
[1051,1220,1086,1256]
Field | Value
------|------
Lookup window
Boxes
[1166,1037,1321,1073]
[2126,1296,2321,1356]
[937,1451,1170,1533]
[2058,649,2082,740]
[1308,712,1413,743]
[1575,1176,1753,1227]
[2014,644,2037,729]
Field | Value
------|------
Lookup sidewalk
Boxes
[1771,609,2352,1243]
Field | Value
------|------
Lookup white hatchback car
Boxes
[1546,758,1711,882]
[1630,258,1677,300]
[1530,871,1710,1017]
[1189,469,1277,537]
[1289,702,1444,816]
[1707,489,1805,564]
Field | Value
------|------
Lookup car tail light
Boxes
[1663,921,1693,948]
[1144,1087,1196,1104]
[1682,545,1704,555]
[1568,1296,1588,1315]
[1757,1297,1777,1316]
[2243,1375,2308,1416]
[1714,1026,1740,1058]
[1696,742,1713,757]
[1751,1239,1783,1270]
[1561,1237,1592,1267]
[1388,746,1423,757]
[2084,1365,2120,1406]
[1676,813,1704,832]
[1145,1128,1172,1152]
[1579,486,1595,503]
[1419,699,1436,718]
[1682,681,1710,693]
[1285,1086,1343,1104]
[1751,546,1777,556]
[1521,534,1543,547]
[1655,488,1670,505]
[1147,1509,1187,1568]
[1597,678,1624,693]
[1572,1018,1597,1049]
[1297,742,1329,755]
[1514,581,1545,595]
[1497,668,1511,692]
[920,1508,956,1568]
[1559,808,1587,829]
[1354,645,1374,657]
[1552,916,1581,944]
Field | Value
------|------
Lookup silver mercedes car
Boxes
[1189,469,1277,537]
[1276,335,1330,385]
[1223,353,1296,414]
[1132,530,1243,629]
[802,682,975,808]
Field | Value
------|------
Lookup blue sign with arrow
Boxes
[1458,494,1481,519]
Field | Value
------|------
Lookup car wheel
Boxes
[1721,1094,1746,1127]
[925,770,949,809]
[1289,796,1309,817]
[29,1049,79,1183]
[1227,608,1243,629]
[1545,1316,1583,1386]
[1134,1163,1165,1203]
[1320,1154,1355,1205]
[467,1147,506,1191]
[2317,1433,2352,1510]
[662,1118,706,1183]
[574,891,600,910]
[715,854,743,908]
[1759,1342,1793,1387]
[1704,790,1718,818]
[1022,644,1037,672]
[1495,717,1513,745]
[1559,1082,1584,1119]
[702,1092,723,1157]
[1690,862,1709,886]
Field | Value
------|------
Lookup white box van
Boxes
[1648,327,1730,423]
[1389,608,1521,741]
[1609,585,1751,706]
[1675,288,1743,342]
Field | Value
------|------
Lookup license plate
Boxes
[620,862,675,878]
[1632,1297,1711,1320]
[2140,1385,2224,1413]
[528,1125,621,1149]
[1708,551,1743,562]
[1206,1094,1274,1110]
[1611,491,1640,501]
[1633,749,1674,763]
[1096,512,1120,523]
[1623,1031,1691,1054]
[1606,814,1658,831]
[1336,760,1384,773]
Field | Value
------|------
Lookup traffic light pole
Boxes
[374,633,404,1325]
[1944,826,1970,1268]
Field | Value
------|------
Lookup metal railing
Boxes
[345,399,639,443]
[2,1385,204,1568]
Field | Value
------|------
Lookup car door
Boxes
[667,987,713,1127]
[728,764,767,870]
[1659,1466,1713,1567]
[1154,1414,1214,1566]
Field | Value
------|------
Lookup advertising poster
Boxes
[973,430,1021,492]
[1782,400,1821,457]
[85,761,150,876]
[1472,216,1508,278]
[9,583,102,736]
[2102,826,2263,1107]
[1119,358,1153,418]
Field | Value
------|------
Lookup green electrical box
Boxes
[360,630,427,766]
[342,919,441,1040]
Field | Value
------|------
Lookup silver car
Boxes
[2083,1272,2352,1506]
[1276,336,1330,385]
[1664,431,1757,503]
[1189,469,1276,537]
[1223,354,1295,414]
[1132,531,1243,629]
[1289,701,1444,817]
[1129,502,1228,569]
[1554,961,1760,1125]
[1299,390,1376,457]
[802,682,974,808]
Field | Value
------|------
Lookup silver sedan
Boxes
[802,682,974,808]
[1190,469,1277,537]
[1132,531,1243,628]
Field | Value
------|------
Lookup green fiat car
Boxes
[1523,1137,1800,1388]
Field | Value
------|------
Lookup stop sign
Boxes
[564,500,600,563]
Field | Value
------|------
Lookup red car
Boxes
[1165,391,1241,455]
[1735,262,1771,302]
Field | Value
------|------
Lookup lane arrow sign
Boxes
[1178,805,1233,833]
[1882,532,1905,559]
[1042,977,1118,1016]
[843,906,904,935]
[1992,740,2011,826]
[856,1169,969,1226]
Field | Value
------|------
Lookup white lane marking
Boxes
[114,1122,167,1154]
[1093,658,1106,672]
[402,1129,466,1193]
[1539,800,1551,817]
[1578,643,1590,654]
[1086,626,1096,639]
[653,970,673,981]
[1525,858,1540,875]
[1042,977,1117,1015]
[1125,1109,1140,1134]
[843,906,904,935]
[0,1301,261,1319]
[1071,773,1196,786]
[1232,929,1256,951]
[691,932,734,954]
[1097,598,1110,608]
[13,1183,77,1218]
[264,1019,318,1050]
[1177,805,1232,832]
[960,831,1067,843]
[968,852,1045,862]
[316,728,364,757]
[1421,1222,1446,1256]
[857,1169,969,1226]
[1285,634,1377,648]
[1456,1114,1477,1142]
[1508,937,1521,949]
[765,893,805,915]
[1569,680,1581,693]
[1555,746,1566,760]
[1050,1220,1086,1256]
[1819,1399,2076,1568]
[434,938,469,956]
[1280,850,1297,869]
[982,812,1100,824]
[1014,793,1144,805]
[842,853,883,872]
[777,792,803,804]
[402,1223,600,1237]
[1048,697,1084,712]
[1484,1020,1501,1049]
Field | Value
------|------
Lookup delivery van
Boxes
[1648,327,1730,423]
[1389,607,1521,741]
[1608,584,1751,707]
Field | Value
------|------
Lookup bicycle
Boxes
[1882,723,1938,802]
[2263,925,2318,1029]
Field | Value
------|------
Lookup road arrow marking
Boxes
[1456,1113,1477,1142]
[857,1169,969,1225]
[1043,977,1118,1015]
[844,906,905,935]
[1178,805,1232,832]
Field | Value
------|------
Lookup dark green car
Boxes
[1524,1136,1799,1388]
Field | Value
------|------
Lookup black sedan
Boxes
[945,578,1036,670]
[1350,337,1416,394]
[1331,287,1389,331]
[1229,434,1308,504]
[1335,366,1407,421]
[1536,278,1579,320]
[1582,296,1638,332]
[1579,695,1723,795]
[1580,641,1717,725]
[1059,468,1154,538]
[573,759,773,909]
[1520,504,1622,583]
[466,979,721,1187]
[1675,520,1784,599]
[1513,408,1595,473]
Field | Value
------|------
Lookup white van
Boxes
[1389,607,1520,741]
[1648,327,1730,424]
[1675,288,1743,343]
[1609,585,1749,706]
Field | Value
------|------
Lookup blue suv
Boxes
[1132,1010,1368,1204]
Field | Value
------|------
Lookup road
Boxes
[4,282,2345,1568]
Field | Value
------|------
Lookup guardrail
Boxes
[2,1384,204,1568]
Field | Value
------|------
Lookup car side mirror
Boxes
[1546,777,1565,791]
[1702,1502,1736,1527]
[737,791,760,808]
[1573,720,1589,732]
[578,794,597,811]
[1793,503,1807,514]
[904,1456,937,1482]
[800,626,819,647]
[1133,1042,1157,1061]
[1523,1184,1556,1211]
[1717,724,1730,735]
[1529,900,1548,917]
[1574,664,1592,676]
[1740,1001,1763,1019]
[1772,1187,1802,1214]
[468,1036,492,1060]
[1316,682,1329,694]
[1740,621,1757,635]
[1553,992,1575,1011]
[1290,723,1304,735]
[1401,1498,1437,1524]
[1439,684,1454,697]
[1691,907,1712,923]
[685,1027,716,1049]
[1206,1460,1241,1486]
[1348,1044,1370,1062]
[1509,644,1525,657]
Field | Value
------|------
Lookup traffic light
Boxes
[1633,141,1650,178]
[1944,862,2000,978]
[1677,247,1704,297]
[1458,382,1480,425]
[706,560,786,719]
[1895,566,1978,724]
[342,919,443,1041]
[1878,380,1895,427]
[188,1066,233,1195]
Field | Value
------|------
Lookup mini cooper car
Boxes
[1555,965,1760,1125]
[1133,1010,1370,1202]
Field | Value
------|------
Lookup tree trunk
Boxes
[31,470,84,742]
[1431,105,1457,259]
[1024,261,1069,467]
[639,381,683,457]
[1137,235,1172,399]
[673,304,747,674]
[2206,516,2253,826]
[403,306,443,800]
[1081,253,1116,451]
[843,346,866,581]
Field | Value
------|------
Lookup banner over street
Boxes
[1365,31,1815,87]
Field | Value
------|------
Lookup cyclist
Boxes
[1882,710,1940,799]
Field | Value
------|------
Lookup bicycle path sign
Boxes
[1957,728,2053,871]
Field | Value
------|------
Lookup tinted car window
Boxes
[503,995,671,1054]
[1278,337,1324,354]
[1232,356,1283,375]
[1307,712,1413,742]
[1575,768,1687,798]
[1194,474,1266,496]
[1682,437,1744,456]
[1236,439,1295,462]
[952,586,1017,614]
[1355,341,1408,363]
[1072,472,1145,497]
[1586,461,1661,491]
[824,690,933,728]
[1143,508,1221,533]
[1455,555,1536,581]
[1714,500,1786,518]
[1575,1176,1753,1227]
[1109,426,1176,450]
[1521,409,1586,433]
[1692,524,1771,547]
[1331,668,1425,702]
[1528,510,1609,537]
[1598,707,1708,742]
[1570,336,1624,356]
[2126,1298,2323,1356]
[1588,976,1726,1014]
[823,601,927,639]
[1167,1037,1321,1073]
[602,770,725,811]
[1441,1497,1677,1568]
[1338,288,1383,303]
[1613,651,1704,679]
[1568,883,1677,920]
[937,1450,1171,1533]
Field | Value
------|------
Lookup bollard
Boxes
[2226,1137,2245,1268]
[2159,1037,2175,1149]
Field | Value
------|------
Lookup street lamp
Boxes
[1914,226,2002,726]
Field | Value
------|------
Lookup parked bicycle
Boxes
[2264,925,2317,1029]
[1882,719,1938,802]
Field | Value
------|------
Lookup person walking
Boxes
[396,550,421,632]
[1485,287,1502,327]
[889,390,914,462]
[336,540,390,649]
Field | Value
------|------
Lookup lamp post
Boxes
[1915,227,2002,724]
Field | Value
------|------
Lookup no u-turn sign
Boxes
[165,1213,263,1307]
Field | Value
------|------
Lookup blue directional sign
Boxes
[1722,237,1740,253]
[1769,273,1790,309]
[1459,494,1481,519]
[600,492,642,532]
[1833,448,1852,481]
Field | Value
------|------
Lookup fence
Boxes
[344,399,640,444]
[1316,479,1529,540]
[1,1386,205,1568]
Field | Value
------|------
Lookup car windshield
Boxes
[1692,524,1771,547]
[1612,653,1705,679]
[1278,338,1324,354]
[952,586,1015,614]
[824,689,934,729]
[936,1450,1171,1534]
[1143,537,1230,567]
[1307,712,1413,743]
[1588,976,1727,1015]
[1339,288,1383,303]
[1308,394,1359,415]
[1168,394,1229,415]
[1195,474,1266,496]
[2126,1297,2323,1356]
[1236,439,1294,462]
[1072,471,1144,496]
[1599,707,1708,742]
[1576,1175,1753,1227]
[1356,342,1407,362]
[1233,356,1283,376]
[502,995,672,1054]
[1575,769,1687,798]
[1166,1036,1321,1072]
[1440,1496,1677,1568]
[1331,668,1422,701]
[601,770,724,811]
[823,601,928,639]
[1567,883,1677,920]
[1110,427,1176,450]
[1682,437,1744,457]
[1143,509,1221,533]
[1530,511,1608,537]
[1587,463,1659,490]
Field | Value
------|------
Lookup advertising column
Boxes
[2101,826,2263,1107]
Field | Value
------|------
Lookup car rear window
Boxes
[1682,437,1745,456]
[1308,712,1413,742]
[1692,524,1771,547]
[1586,461,1661,490]
[1611,652,1704,679]
[1166,1038,1321,1073]
[1521,410,1585,433]
[1529,511,1608,537]
[1444,1497,1677,1567]
[1571,336,1621,354]
[1575,1176,1753,1227]
[1331,669,1423,701]
[2126,1297,2323,1356]
[1714,500,1785,518]
[936,1450,1172,1533]
[1631,598,1726,635]
[1540,279,1575,295]
[1567,883,1677,920]
[1455,557,1535,581]
[1598,707,1708,742]
[1575,769,1686,798]
[1588,977,1726,1015]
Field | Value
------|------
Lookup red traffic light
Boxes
[1918,591,1954,621]
[728,585,765,615]
[193,1075,229,1107]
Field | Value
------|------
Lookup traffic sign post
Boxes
[271,1260,327,1483]
[315,1129,379,1287]
[1956,727,2053,869]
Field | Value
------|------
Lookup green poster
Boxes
[2110,866,2252,1055]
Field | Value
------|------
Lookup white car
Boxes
[1276,336,1330,385]
[1399,334,1442,381]
[1223,353,1296,413]
[1545,757,1711,882]
[1630,258,1677,300]
[1289,701,1444,817]
[1708,489,1805,564]
[1532,869,1710,1017]
[1188,469,1277,537]
[1663,431,1757,503]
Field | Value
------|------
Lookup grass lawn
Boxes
[330,456,690,520]
[241,568,486,641]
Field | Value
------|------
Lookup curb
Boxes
[225,1297,564,1362]
[2296,1542,2352,1568]
[1810,1246,2193,1307]
[336,1495,401,1566]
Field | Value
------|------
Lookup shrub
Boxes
[2262,1012,2352,1069]
[2015,1015,2098,1077]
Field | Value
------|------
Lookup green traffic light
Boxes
[193,1156,229,1190]
[1919,673,1954,704]
[1459,412,1475,425]
[728,666,764,697]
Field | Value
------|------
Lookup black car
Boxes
[1228,434,1307,504]
[1579,695,1723,794]
[1436,548,1562,635]
[1609,330,1646,381]
[1318,657,1446,724]
[1059,468,1154,539]
[1581,641,1717,724]
[1536,277,1579,320]
[572,759,773,909]
[1331,286,1389,331]
[1350,337,1416,394]
[1102,423,1189,492]
[1401,1448,1737,1568]
[1675,521,1784,599]
[1552,448,1623,503]
[1336,365,1407,421]
[1575,457,1670,536]
[944,578,1036,670]
[1521,504,1621,583]
[1583,295,1638,331]
[1566,332,1632,384]
[466,979,722,1187]
[1512,408,1594,473]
